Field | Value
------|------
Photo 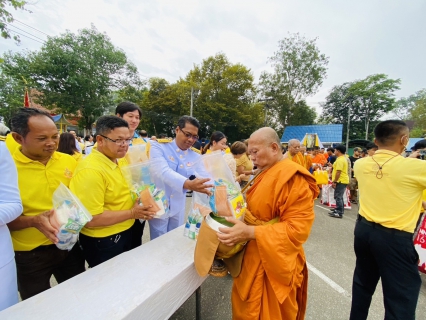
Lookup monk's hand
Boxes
[217,217,255,247]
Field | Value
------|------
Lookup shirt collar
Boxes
[373,149,399,156]
[13,147,60,164]
[90,149,118,169]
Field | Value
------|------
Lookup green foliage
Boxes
[392,89,426,120]
[410,92,426,131]
[320,74,400,140]
[2,25,142,129]
[0,68,24,126]
[0,0,29,42]
[139,53,263,141]
[259,33,329,130]
[410,127,425,138]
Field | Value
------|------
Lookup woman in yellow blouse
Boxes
[230,141,253,188]
[58,132,82,162]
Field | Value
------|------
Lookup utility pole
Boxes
[190,87,193,117]
[258,97,275,127]
[346,104,351,148]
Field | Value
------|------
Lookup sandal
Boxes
[208,259,228,277]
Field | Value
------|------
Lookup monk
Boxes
[311,147,327,167]
[285,139,312,171]
[218,128,319,320]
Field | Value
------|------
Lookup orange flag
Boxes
[24,89,30,108]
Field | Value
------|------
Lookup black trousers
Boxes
[130,219,146,249]
[350,216,421,320]
[15,244,85,300]
[79,227,133,268]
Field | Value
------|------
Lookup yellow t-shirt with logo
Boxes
[11,150,77,251]
[70,149,134,238]
[332,155,349,184]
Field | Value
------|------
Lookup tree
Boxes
[320,74,400,140]
[410,92,426,131]
[0,68,25,126]
[0,0,29,43]
[2,25,142,130]
[350,74,400,139]
[390,89,426,120]
[182,53,263,141]
[259,33,329,131]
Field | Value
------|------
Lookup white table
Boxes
[0,226,207,320]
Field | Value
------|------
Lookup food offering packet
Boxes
[122,160,169,220]
[51,183,92,251]
[192,152,247,231]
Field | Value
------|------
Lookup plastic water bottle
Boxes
[184,216,191,237]
[188,219,197,239]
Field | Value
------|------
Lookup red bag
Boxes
[414,213,426,274]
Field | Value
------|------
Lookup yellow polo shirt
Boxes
[11,150,77,251]
[332,155,349,184]
[354,150,426,232]
[70,149,134,238]
[5,133,20,155]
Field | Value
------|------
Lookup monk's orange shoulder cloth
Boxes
[234,158,319,305]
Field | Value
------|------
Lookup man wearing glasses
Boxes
[70,116,157,267]
[149,115,213,240]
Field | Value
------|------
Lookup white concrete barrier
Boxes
[0,226,207,320]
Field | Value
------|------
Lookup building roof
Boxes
[281,124,343,143]
[52,114,73,126]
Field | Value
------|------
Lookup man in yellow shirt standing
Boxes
[7,108,85,300]
[329,144,349,218]
[70,116,156,267]
[350,120,425,320]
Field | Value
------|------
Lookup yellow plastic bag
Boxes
[314,170,328,185]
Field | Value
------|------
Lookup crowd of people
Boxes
[0,102,425,319]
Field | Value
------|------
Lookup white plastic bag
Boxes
[51,183,92,250]
[122,160,169,219]
[126,144,148,164]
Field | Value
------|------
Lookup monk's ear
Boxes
[270,142,280,154]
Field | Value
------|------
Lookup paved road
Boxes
[169,199,426,320]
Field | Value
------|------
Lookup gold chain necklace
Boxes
[371,152,400,179]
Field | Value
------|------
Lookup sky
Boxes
[2,0,426,114]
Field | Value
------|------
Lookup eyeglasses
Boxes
[99,134,132,146]
[179,127,199,140]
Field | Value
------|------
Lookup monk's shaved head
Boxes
[250,127,281,146]
[248,127,283,170]
[288,139,300,147]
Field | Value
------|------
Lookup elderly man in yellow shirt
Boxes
[329,144,349,218]
[7,108,85,300]
[350,120,426,320]
[70,116,156,268]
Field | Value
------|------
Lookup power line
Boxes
[13,19,50,36]
[7,24,47,42]
[9,30,45,44]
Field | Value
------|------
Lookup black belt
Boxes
[357,215,413,238]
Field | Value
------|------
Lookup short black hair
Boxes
[327,147,335,152]
[139,130,148,137]
[412,139,426,151]
[11,108,54,138]
[95,116,129,136]
[177,115,200,129]
[374,120,408,146]
[366,142,378,150]
[158,133,167,139]
[115,101,142,118]
[335,144,346,154]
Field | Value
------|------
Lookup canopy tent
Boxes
[281,124,343,146]
[52,114,73,133]
[302,133,324,149]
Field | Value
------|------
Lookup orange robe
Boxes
[312,153,327,166]
[291,152,312,171]
[232,159,319,320]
